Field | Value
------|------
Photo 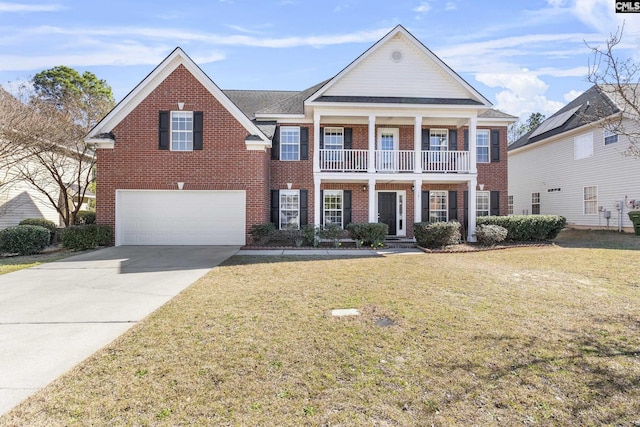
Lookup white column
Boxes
[467,177,477,242]
[314,177,321,227]
[368,178,376,223]
[468,116,478,174]
[368,115,376,173]
[414,179,422,223]
[414,116,422,173]
[313,112,321,173]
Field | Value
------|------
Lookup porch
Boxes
[319,149,470,173]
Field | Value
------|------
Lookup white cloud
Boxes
[413,2,431,13]
[445,2,457,11]
[476,70,565,118]
[0,2,63,12]
[564,89,583,102]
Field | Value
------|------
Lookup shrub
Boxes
[475,224,508,246]
[62,225,112,251]
[414,221,461,248]
[302,224,320,247]
[346,223,388,247]
[476,215,566,241]
[249,223,275,245]
[0,225,51,255]
[19,218,57,243]
[318,224,345,247]
[75,210,96,225]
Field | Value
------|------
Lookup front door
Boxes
[378,192,396,235]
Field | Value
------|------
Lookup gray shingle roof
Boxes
[314,96,484,106]
[509,85,620,151]
[478,109,517,119]
[223,90,296,119]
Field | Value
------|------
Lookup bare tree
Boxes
[0,67,114,226]
[586,23,640,158]
[508,112,546,144]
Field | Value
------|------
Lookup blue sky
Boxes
[1,0,639,120]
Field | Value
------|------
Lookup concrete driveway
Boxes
[0,245,239,416]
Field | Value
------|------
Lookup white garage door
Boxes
[116,190,246,245]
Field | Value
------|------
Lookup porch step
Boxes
[384,238,417,248]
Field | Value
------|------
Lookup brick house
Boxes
[86,25,515,246]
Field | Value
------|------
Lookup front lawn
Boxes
[2,232,640,425]
[0,250,72,275]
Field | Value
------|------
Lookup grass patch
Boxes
[0,249,73,275]
[2,231,640,425]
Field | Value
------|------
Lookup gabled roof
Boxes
[305,25,492,108]
[255,80,329,116]
[85,47,270,150]
[509,85,620,151]
[223,89,296,119]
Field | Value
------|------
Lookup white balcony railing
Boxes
[318,149,470,173]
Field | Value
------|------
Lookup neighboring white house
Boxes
[508,85,640,232]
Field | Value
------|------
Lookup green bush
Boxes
[476,215,566,241]
[347,223,388,247]
[75,210,96,225]
[318,224,346,247]
[0,225,51,255]
[19,218,57,243]
[302,224,320,247]
[249,223,275,245]
[414,221,461,248]
[62,225,112,251]
[475,224,508,246]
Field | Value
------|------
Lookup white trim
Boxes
[377,127,399,150]
[583,185,598,215]
[375,190,407,237]
[304,25,492,108]
[85,47,269,148]
[85,138,114,149]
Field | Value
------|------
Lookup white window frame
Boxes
[477,191,490,217]
[508,195,514,215]
[604,129,618,145]
[279,189,300,230]
[280,126,300,161]
[476,129,490,163]
[324,127,344,150]
[323,190,343,228]
[170,111,193,151]
[531,192,540,215]
[429,190,448,222]
[584,186,598,215]
[574,132,594,160]
[430,129,448,151]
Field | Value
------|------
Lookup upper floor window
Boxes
[604,129,618,145]
[430,129,448,151]
[280,127,300,161]
[429,190,448,222]
[324,128,344,150]
[477,191,490,217]
[508,195,514,215]
[574,132,593,160]
[477,130,490,163]
[171,111,193,151]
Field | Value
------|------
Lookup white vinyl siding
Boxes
[324,36,471,99]
[509,122,640,230]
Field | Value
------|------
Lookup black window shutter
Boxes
[193,111,203,150]
[271,126,280,160]
[300,127,309,160]
[270,190,280,226]
[319,190,324,225]
[319,127,324,149]
[421,190,430,222]
[490,191,500,216]
[449,129,458,151]
[422,128,430,150]
[344,128,352,150]
[491,130,500,162]
[448,191,458,221]
[299,190,308,226]
[463,129,469,151]
[343,190,352,227]
[463,191,469,234]
[159,111,170,150]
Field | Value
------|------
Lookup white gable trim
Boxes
[305,25,492,107]
[85,47,270,150]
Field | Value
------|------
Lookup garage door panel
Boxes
[116,191,246,245]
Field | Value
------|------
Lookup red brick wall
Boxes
[96,65,268,244]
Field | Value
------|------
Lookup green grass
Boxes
[2,230,640,426]
[0,251,71,275]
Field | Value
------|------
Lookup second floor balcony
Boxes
[319,149,471,173]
